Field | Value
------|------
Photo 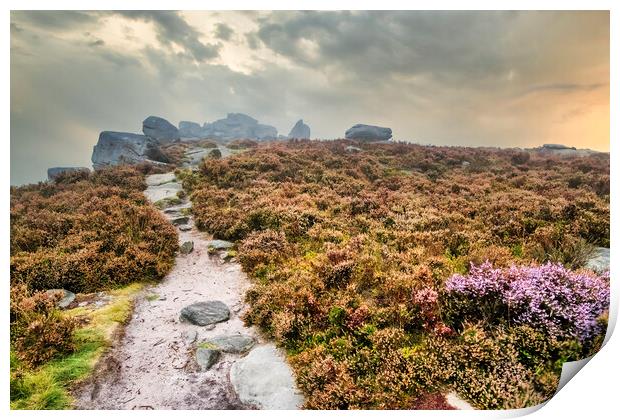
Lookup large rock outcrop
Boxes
[91,131,168,169]
[288,119,311,139]
[345,124,392,141]
[47,166,90,181]
[178,121,205,138]
[142,116,179,144]
[202,113,278,141]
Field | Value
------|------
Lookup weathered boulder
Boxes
[202,113,278,141]
[180,241,194,255]
[230,344,304,409]
[196,347,220,370]
[178,121,205,138]
[203,335,256,354]
[180,301,230,326]
[47,167,90,181]
[542,143,576,150]
[345,124,392,141]
[45,289,76,309]
[92,131,168,169]
[207,148,222,159]
[288,119,311,139]
[142,116,179,144]
[585,247,610,274]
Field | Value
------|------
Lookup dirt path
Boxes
[76,165,302,410]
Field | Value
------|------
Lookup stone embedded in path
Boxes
[45,289,76,309]
[180,301,230,326]
[230,344,304,409]
[445,392,475,410]
[207,240,234,250]
[146,172,176,186]
[171,216,190,226]
[179,225,192,232]
[180,241,194,254]
[203,335,255,354]
[144,182,183,203]
[196,347,221,371]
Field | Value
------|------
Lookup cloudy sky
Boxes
[11,10,609,185]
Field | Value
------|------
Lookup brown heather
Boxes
[182,139,609,409]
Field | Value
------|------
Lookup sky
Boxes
[10,10,609,185]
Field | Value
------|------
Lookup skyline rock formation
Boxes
[142,116,180,144]
[345,124,393,141]
[288,119,311,139]
[91,131,168,169]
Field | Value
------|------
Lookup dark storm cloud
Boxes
[214,23,234,41]
[116,11,221,61]
[13,10,100,30]
[254,11,514,85]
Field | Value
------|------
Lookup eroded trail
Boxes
[76,165,302,410]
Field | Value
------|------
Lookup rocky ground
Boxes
[74,156,303,409]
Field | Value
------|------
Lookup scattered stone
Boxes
[180,301,230,326]
[230,344,304,409]
[179,225,192,232]
[45,289,76,309]
[180,241,194,255]
[345,124,392,141]
[142,116,179,144]
[585,247,610,274]
[203,335,256,354]
[145,172,176,186]
[461,161,471,168]
[196,347,221,370]
[171,216,190,226]
[287,119,311,139]
[47,167,90,181]
[207,240,234,250]
[345,145,362,153]
[92,131,169,169]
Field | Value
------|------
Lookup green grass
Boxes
[10,283,143,410]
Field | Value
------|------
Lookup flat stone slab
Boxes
[207,240,234,250]
[145,172,176,186]
[144,182,183,203]
[170,216,190,226]
[203,335,255,354]
[585,247,610,274]
[45,289,76,309]
[230,344,304,409]
[180,301,230,326]
[196,347,221,371]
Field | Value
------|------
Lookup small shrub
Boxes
[10,285,76,368]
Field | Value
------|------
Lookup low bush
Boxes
[10,165,178,292]
[10,285,76,368]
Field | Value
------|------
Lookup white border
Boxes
[3,2,616,419]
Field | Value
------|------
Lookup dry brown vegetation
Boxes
[181,139,609,409]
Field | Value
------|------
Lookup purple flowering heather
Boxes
[445,262,609,342]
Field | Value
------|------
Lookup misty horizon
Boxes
[11,10,610,185]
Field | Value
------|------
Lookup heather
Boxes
[10,165,177,408]
[184,139,610,409]
[10,165,178,292]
